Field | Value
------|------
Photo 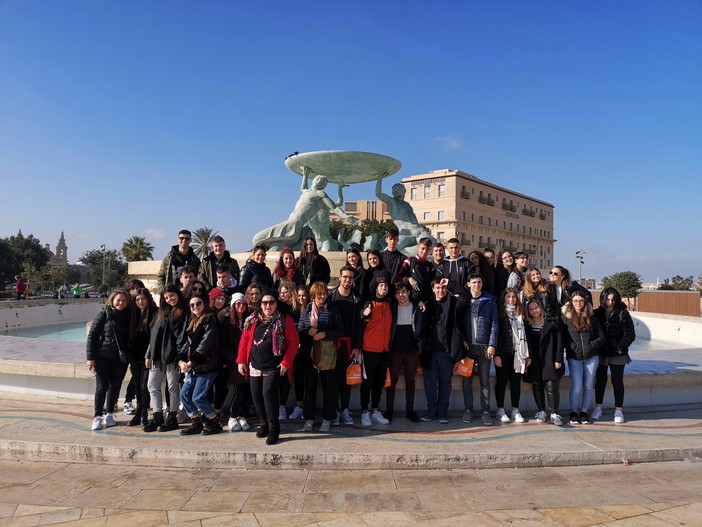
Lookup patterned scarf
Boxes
[244,310,286,356]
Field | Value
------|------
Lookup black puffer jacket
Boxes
[239,259,273,291]
[128,306,158,362]
[86,306,132,362]
[178,313,220,375]
[146,312,187,368]
[562,311,605,361]
[594,302,636,357]
[544,281,592,319]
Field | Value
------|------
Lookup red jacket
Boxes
[237,314,299,382]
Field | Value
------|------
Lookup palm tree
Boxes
[121,236,154,261]
[191,227,218,259]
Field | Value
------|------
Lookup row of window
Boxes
[409,181,551,221]
[422,210,551,239]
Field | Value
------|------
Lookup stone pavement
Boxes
[0,459,701,525]
[1,394,702,524]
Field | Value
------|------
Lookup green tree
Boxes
[19,262,42,295]
[79,249,128,293]
[658,275,694,291]
[2,231,50,281]
[0,238,15,285]
[121,236,154,261]
[601,271,642,299]
[696,275,702,294]
[191,227,218,259]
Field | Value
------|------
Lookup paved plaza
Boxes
[1,393,701,525]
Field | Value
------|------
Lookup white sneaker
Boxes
[361,411,372,427]
[370,410,390,425]
[104,413,116,427]
[511,409,525,423]
[340,408,354,425]
[303,420,314,432]
[237,417,251,431]
[550,413,563,426]
[91,416,105,430]
[614,410,625,424]
[320,419,331,432]
[331,411,340,426]
[289,406,304,420]
[496,409,510,423]
[123,401,135,415]
[278,406,287,421]
[228,418,241,432]
[591,407,603,420]
[535,411,547,423]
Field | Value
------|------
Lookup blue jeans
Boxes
[568,356,599,412]
[180,371,217,419]
[423,352,453,417]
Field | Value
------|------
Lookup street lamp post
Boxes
[575,250,586,281]
[100,245,106,292]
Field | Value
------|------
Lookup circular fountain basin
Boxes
[284,150,402,184]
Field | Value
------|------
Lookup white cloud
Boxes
[144,228,166,240]
[436,136,463,150]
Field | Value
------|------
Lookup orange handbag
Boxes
[416,364,423,376]
[383,368,392,388]
[346,360,362,385]
[453,357,475,377]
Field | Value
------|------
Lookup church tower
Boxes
[55,231,68,264]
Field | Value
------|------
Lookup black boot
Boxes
[142,411,163,433]
[141,408,149,427]
[202,415,223,435]
[181,415,203,435]
[256,424,270,438]
[127,408,142,427]
[266,429,280,445]
[158,411,180,432]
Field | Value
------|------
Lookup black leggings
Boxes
[250,373,281,432]
[222,383,252,420]
[360,351,389,411]
[94,358,124,417]
[494,360,522,409]
[532,380,560,414]
[595,363,625,407]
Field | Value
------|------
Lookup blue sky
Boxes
[1,1,700,283]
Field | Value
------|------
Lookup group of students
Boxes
[86,228,635,445]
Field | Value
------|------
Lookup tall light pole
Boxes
[575,250,586,281]
[100,245,106,292]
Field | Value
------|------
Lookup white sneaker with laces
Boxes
[496,409,510,423]
[361,411,372,427]
[91,416,105,430]
[238,417,251,431]
[289,406,304,420]
[614,410,625,424]
[591,407,603,420]
[228,418,241,432]
[123,401,135,415]
[370,410,390,425]
[303,420,314,432]
[331,411,340,426]
[535,411,547,423]
[550,413,563,426]
[340,408,354,425]
[278,406,287,421]
[511,409,525,423]
[104,413,116,428]
[320,419,331,432]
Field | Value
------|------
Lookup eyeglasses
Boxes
[189,301,203,308]
[502,256,513,261]
[261,300,277,306]
[178,237,191,241]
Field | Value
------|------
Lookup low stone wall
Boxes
[631,313,702,347]
[0,299,103,329]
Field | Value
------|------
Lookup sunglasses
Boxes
[261,300,277,306]
[189,301,203,308]
[192,287,203,292]
[178,237,191,241]
[549,271,560,276]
